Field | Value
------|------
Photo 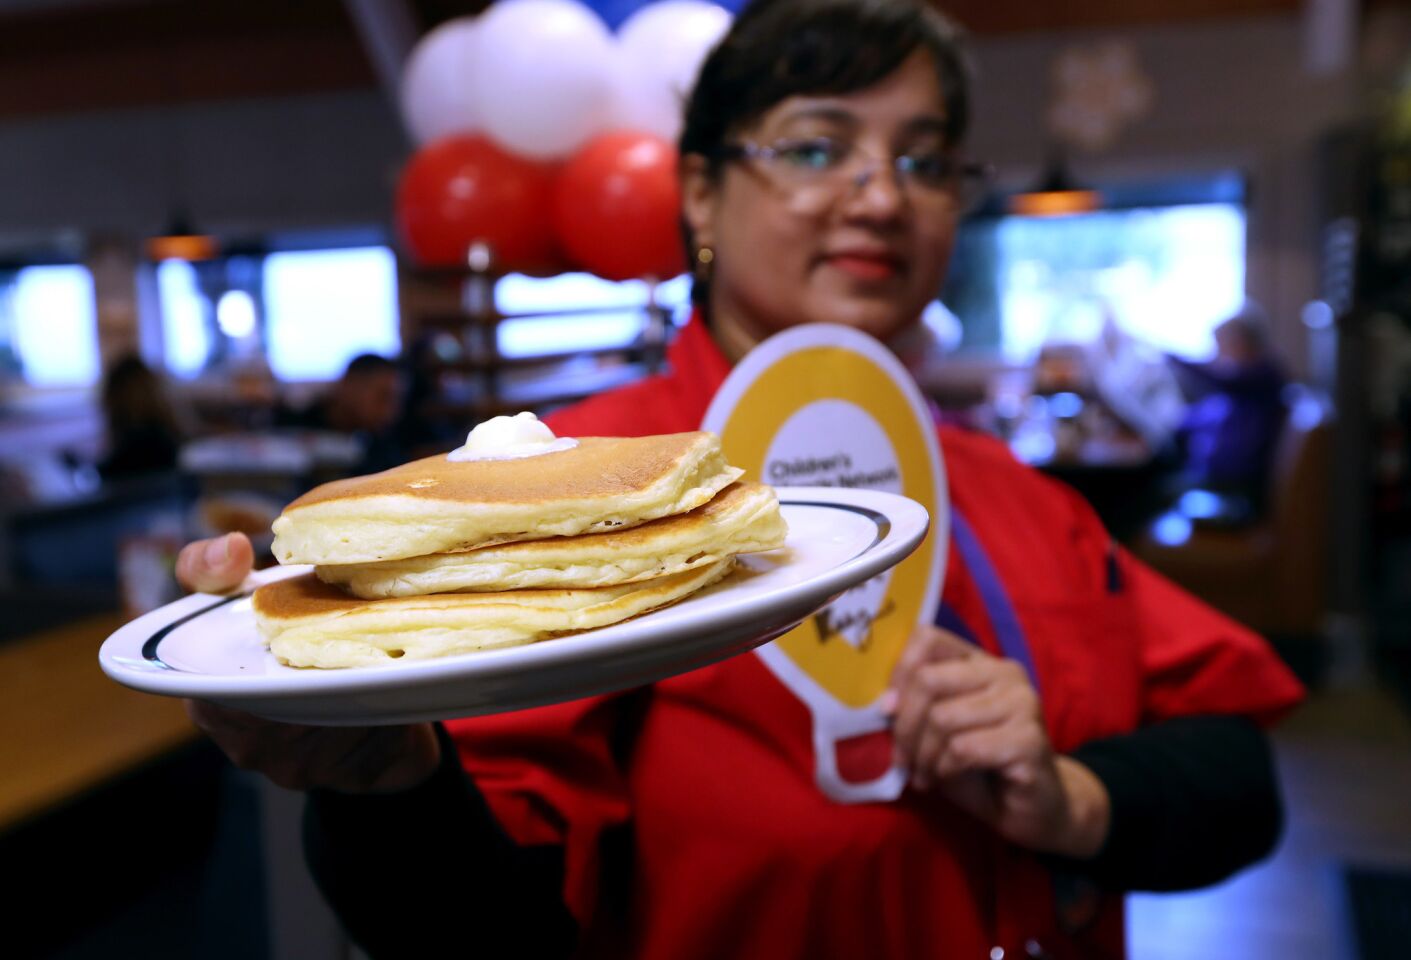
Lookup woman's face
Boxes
[683,49,962,345]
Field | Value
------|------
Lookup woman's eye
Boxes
[778,140,847,170]
[900,153,954,182]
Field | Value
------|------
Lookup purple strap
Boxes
[936,509,1041,697]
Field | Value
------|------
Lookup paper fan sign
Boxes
[703,325,949,804]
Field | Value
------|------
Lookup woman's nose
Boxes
[846,159,907,219]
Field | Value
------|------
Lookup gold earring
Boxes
[696,246,714,265]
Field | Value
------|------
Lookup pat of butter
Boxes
[447,412,579,462]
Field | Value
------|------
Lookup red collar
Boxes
[661,309,734,427]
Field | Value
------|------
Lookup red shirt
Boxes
[446,318,1303,959]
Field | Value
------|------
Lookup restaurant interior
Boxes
[2,0,1410,957]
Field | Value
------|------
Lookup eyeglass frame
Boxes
[713,136,992,210]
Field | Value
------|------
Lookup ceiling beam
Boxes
[937,0,1302,35]
[0,0,139,12]
[0,0,377,120]
[342,0,419,104]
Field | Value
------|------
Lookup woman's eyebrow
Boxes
[772,105,860,128]
[899,115,951,137]
[771,106,951,137]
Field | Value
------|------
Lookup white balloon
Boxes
[399,17,485,145]
[607,58,684,141]
[468,0,617,160]
[617,1,731,117]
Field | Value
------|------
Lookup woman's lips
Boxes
[822,252,905,281]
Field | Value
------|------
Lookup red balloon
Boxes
[396,135,557,272]
[553,131,686,282]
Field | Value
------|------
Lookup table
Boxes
[0,613,197,832]
[1013,435,1167,543]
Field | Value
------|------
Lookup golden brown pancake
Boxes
[254,560,734,668]
[270,432,742,566]
[315,481,786,599]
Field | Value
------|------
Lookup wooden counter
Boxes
[0,613,198,832]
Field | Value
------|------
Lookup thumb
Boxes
[176,533,255,594]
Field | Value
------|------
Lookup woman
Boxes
[181,2,1302,956]
[99,354,183,480]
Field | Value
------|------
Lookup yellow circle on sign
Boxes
[719,346,938,708]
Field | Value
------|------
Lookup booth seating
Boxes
[1134,392,1333,639]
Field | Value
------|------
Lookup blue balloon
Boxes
[585,0,647,30]
[582,0,746,31]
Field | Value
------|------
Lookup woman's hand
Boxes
[176,533,441,794]
[886,625,1109,859]
[183,700,442,793]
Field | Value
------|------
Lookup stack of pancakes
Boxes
[254,432,787,668]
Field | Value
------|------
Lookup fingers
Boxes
[184,698,267,736]
[263,724,440,794]
[344,723,443,794]
[185,698,331,789]
[935,722,1047,783]
[907,686,1022,788]
[884,627,1078,852]
[890,657,993,758]
[183,699,440,794]
[890,644,1043,786]
[381,723,444,792]
[176,533,255,594]
[889,624,974,694]
[255,727,371,791]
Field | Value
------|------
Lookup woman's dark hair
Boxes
[680,0,972,172]
[99,353,182,479]
[678,0,972,304]
[103,354,177,438]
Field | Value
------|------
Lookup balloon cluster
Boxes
[394,0,734,281]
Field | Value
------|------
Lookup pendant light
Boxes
[147,212,217,262]
[1008,151,1101,218]
[146,29,218,263]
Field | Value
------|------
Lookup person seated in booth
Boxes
[275,353,407,474]
[395,332,463,459]
[98,354,184,481]
[1167,303,1289,523]
[176,2,1304,957]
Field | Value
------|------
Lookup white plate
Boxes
[99,486,928,726]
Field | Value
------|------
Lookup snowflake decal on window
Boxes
[1047,41,1156,153]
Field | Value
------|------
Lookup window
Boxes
[156,256,263,378]
[943,179,1247,362]
[158,259,211,379]
[494,272,691,359]
[263,246,400,381]
[156,244,396,382]
[0,265,100,387]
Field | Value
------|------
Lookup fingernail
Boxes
[878,689,899,716]
[203,534,231,568]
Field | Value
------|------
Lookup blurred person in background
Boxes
[176,2,1303,957]
[1168,302,1288,521]
[1089,307,1188,455]
[98,354,183,481]
[396,332,461,457]
[275,352,406,473]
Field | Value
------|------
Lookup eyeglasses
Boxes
[717,136,991,211]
